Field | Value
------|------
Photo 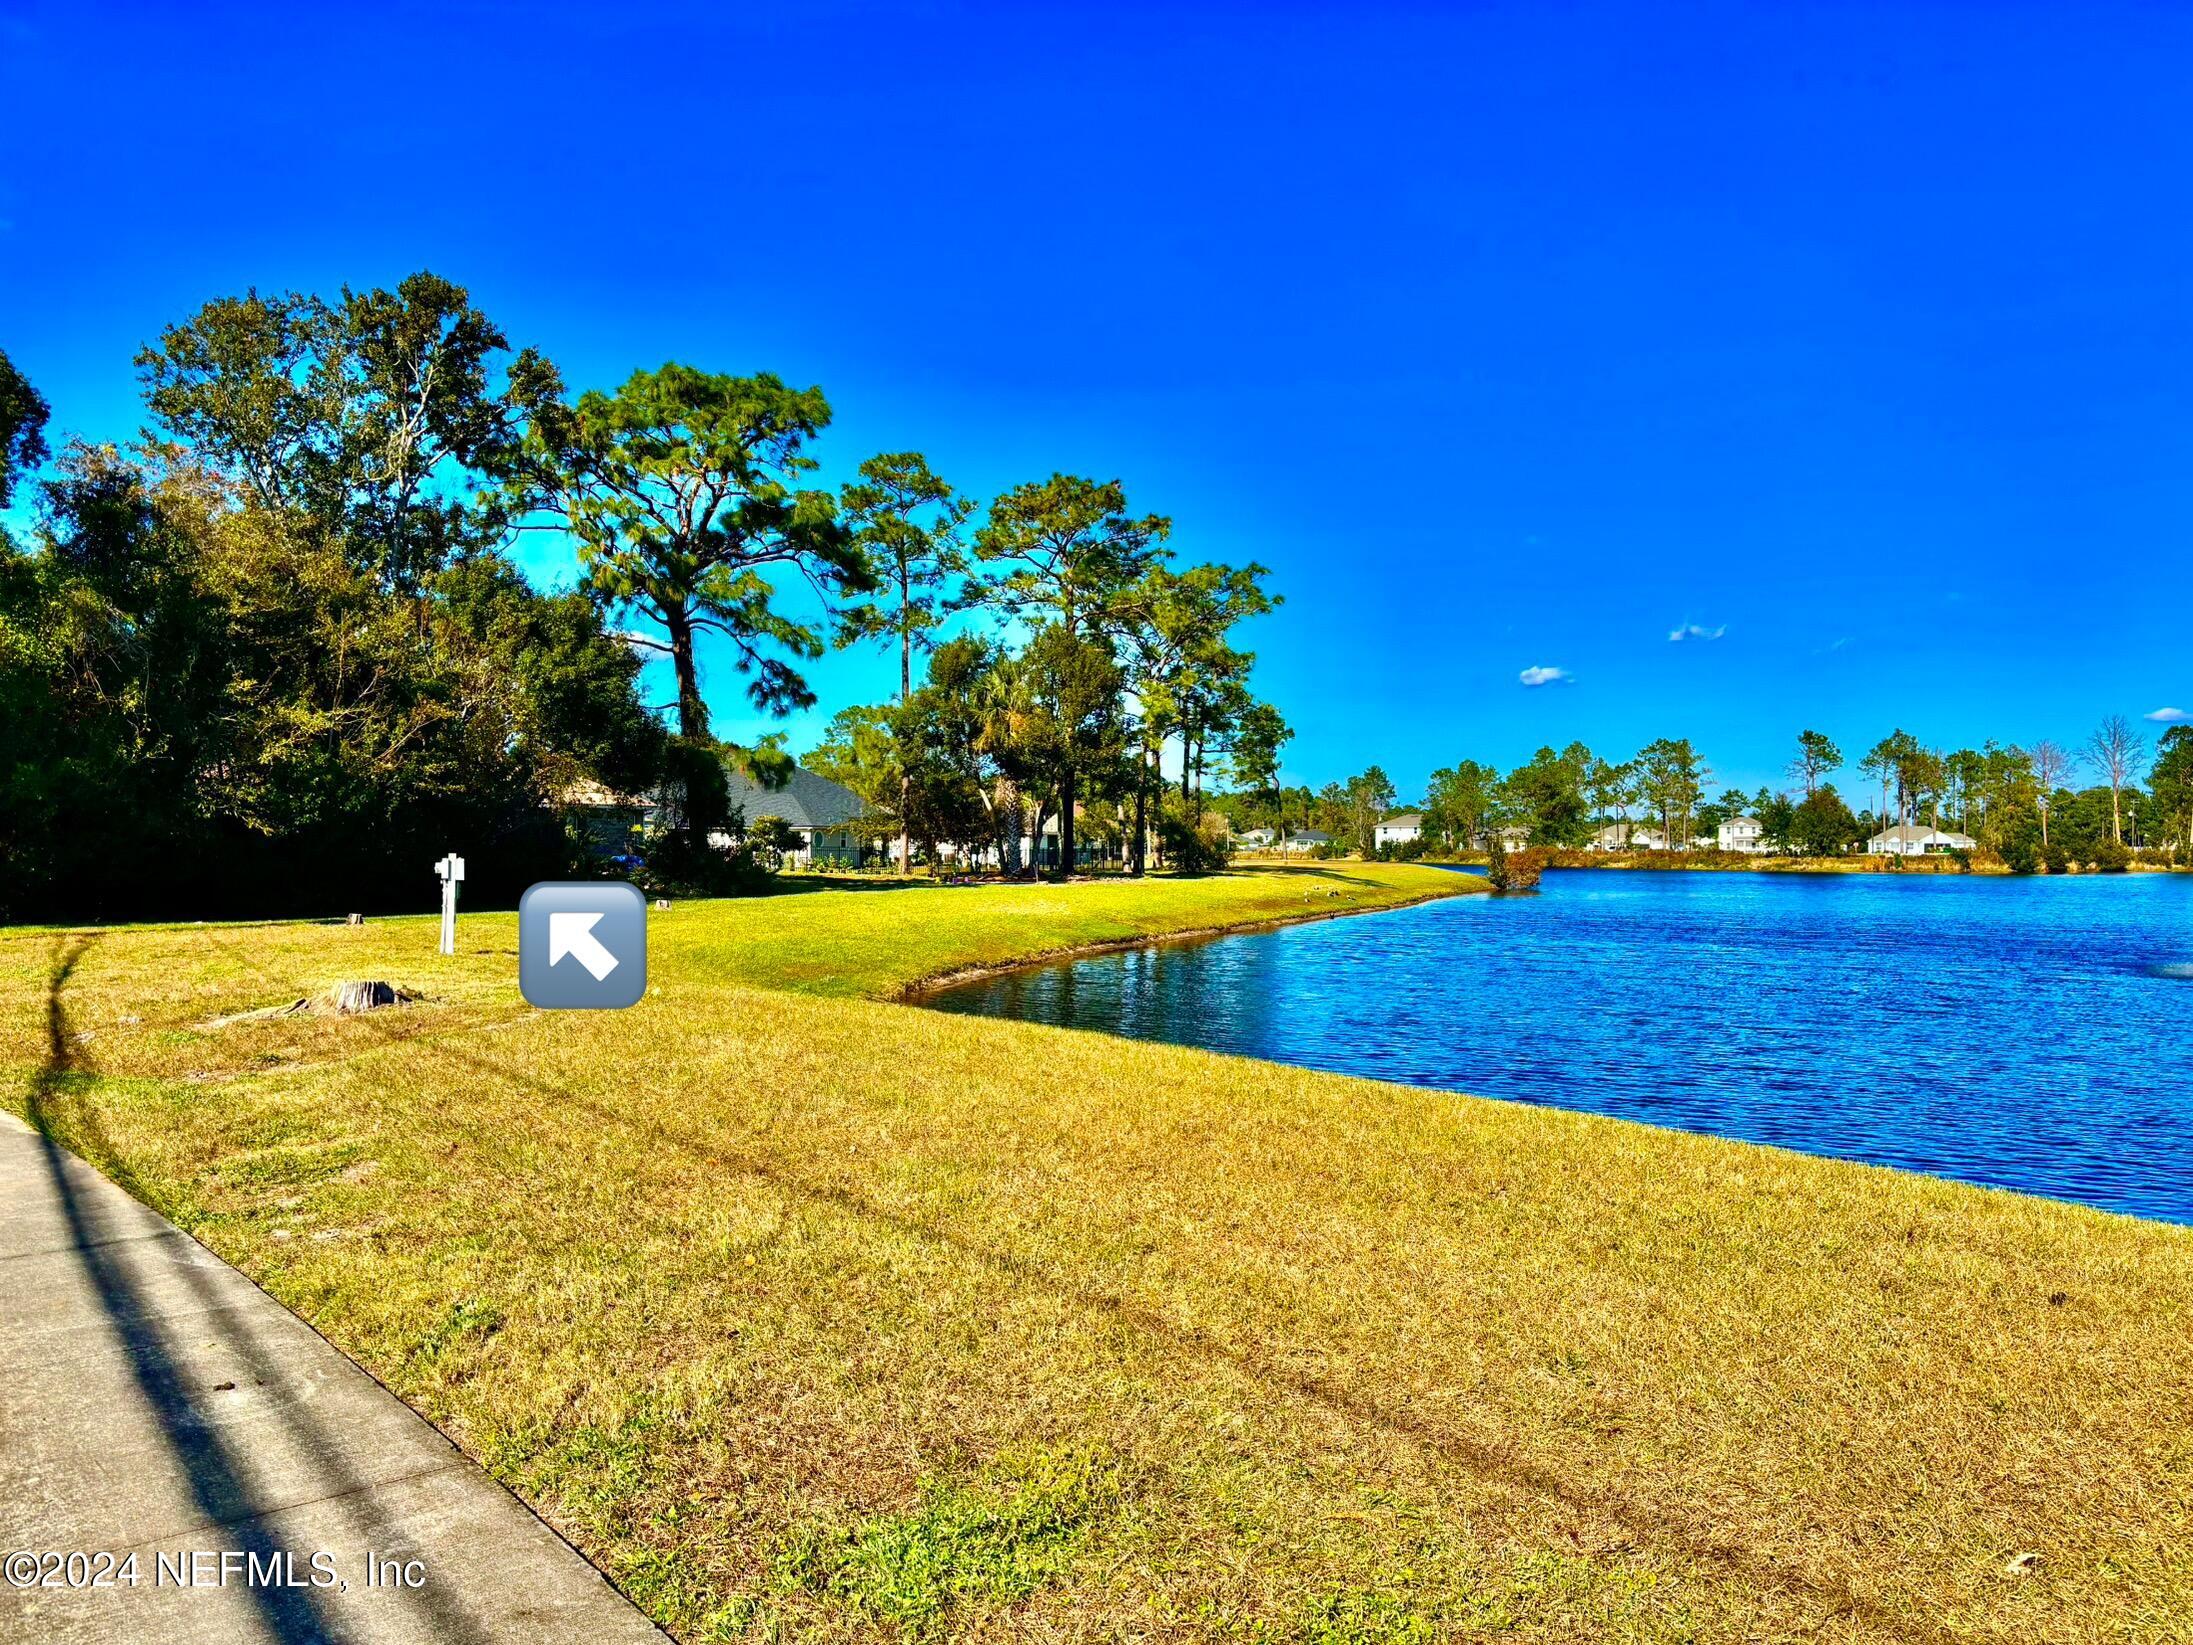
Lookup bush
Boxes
[2042,839,2071,875]
[1156,810,1229,872]
[1485,840,1545,891]
[636,824,773,897]
[2092,839,2131,873]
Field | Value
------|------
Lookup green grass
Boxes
[6,862,2192,1643]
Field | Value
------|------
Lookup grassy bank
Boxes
[7,862,2191,1643]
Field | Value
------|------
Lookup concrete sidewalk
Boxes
[0,1112,669,1644]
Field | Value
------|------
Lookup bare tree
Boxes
[2030,740,2074,847]
[2086,716,2148,846]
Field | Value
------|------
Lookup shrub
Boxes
[636,824,773,896]
[2092,839,2131,873]
[1486,841,1545,891]
[1156,810,1229,872]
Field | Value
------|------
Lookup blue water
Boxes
[925,869,2193,1223]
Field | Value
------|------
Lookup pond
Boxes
[923,868,2193,1224]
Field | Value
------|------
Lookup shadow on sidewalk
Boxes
[23,934,495,1645]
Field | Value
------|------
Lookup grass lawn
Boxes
[7,862,2191,1643]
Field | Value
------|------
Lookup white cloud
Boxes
[2145,706,2190,724]
[1667,623,1727,643]
[1518,665,1571,688]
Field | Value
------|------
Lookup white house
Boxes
[1373,812,1423,849]
[1590,821,1666,852]
[1473,824,1531,854]
[1867,823,1979,857]
[1281,829,1333,855]
[1236,827,1277,850]
[1717,815,1767,854]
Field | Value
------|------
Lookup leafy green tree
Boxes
[0,346,50,509]
[1120,560,1274,867]
[2,439,656,918]
[1859,729,1921,827]
[1425,760,1499,849]
[882,636,1013,866]
[1757,790,1797,852]
[515,363,870,843]
[1963,742,2038,850]
[1226,701,1293,836]
[2151,726,2193,852]
[139,272,527,587]
[974,475,1169,873]
[1787,729,1842,799]
[1583,755,1636,832]
[1006,624,1130,872]
[1635,737,1710,848]
[803,704,904,842]
[1789,784,1861,857]
[1342,765,1397,856]
[1502,745,1593,847]
[838,453,975,699]
[1698,786,1750,839]
[1906,746,1949,828]
[835,452,973,870]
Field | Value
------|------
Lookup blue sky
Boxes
[4,0,2188,800]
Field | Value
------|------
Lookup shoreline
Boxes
[1244,850,2187,877]
[896,871,1486,1000]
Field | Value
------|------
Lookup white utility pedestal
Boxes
[435,853,465,955]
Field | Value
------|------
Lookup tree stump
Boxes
[326,980,401,1014]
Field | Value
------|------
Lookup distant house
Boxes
[1867,823,1978,857]
[1373,812,1423,849]
[1471,824,1530,854]
[1236,827,1277,850]
[1590,822,1666,852]
[557,778,656,859]
[715,763,870,867]
[1717,815,1767,854]
[1281,829,1333,855]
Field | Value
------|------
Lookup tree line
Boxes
[0,271,1285,917]
[1212,724,2193,870]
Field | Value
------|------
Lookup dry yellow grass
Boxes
[6,863,2191,1644]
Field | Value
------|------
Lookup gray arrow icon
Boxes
[521,882,646,1008]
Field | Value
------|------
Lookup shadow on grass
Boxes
[23,936,498,1645]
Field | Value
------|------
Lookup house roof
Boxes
[722,763,867,831]
[1378,813,1423,827]
[1286,829,1333,842]
[1722,816,1763,829]
[1869,823,1976,846]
